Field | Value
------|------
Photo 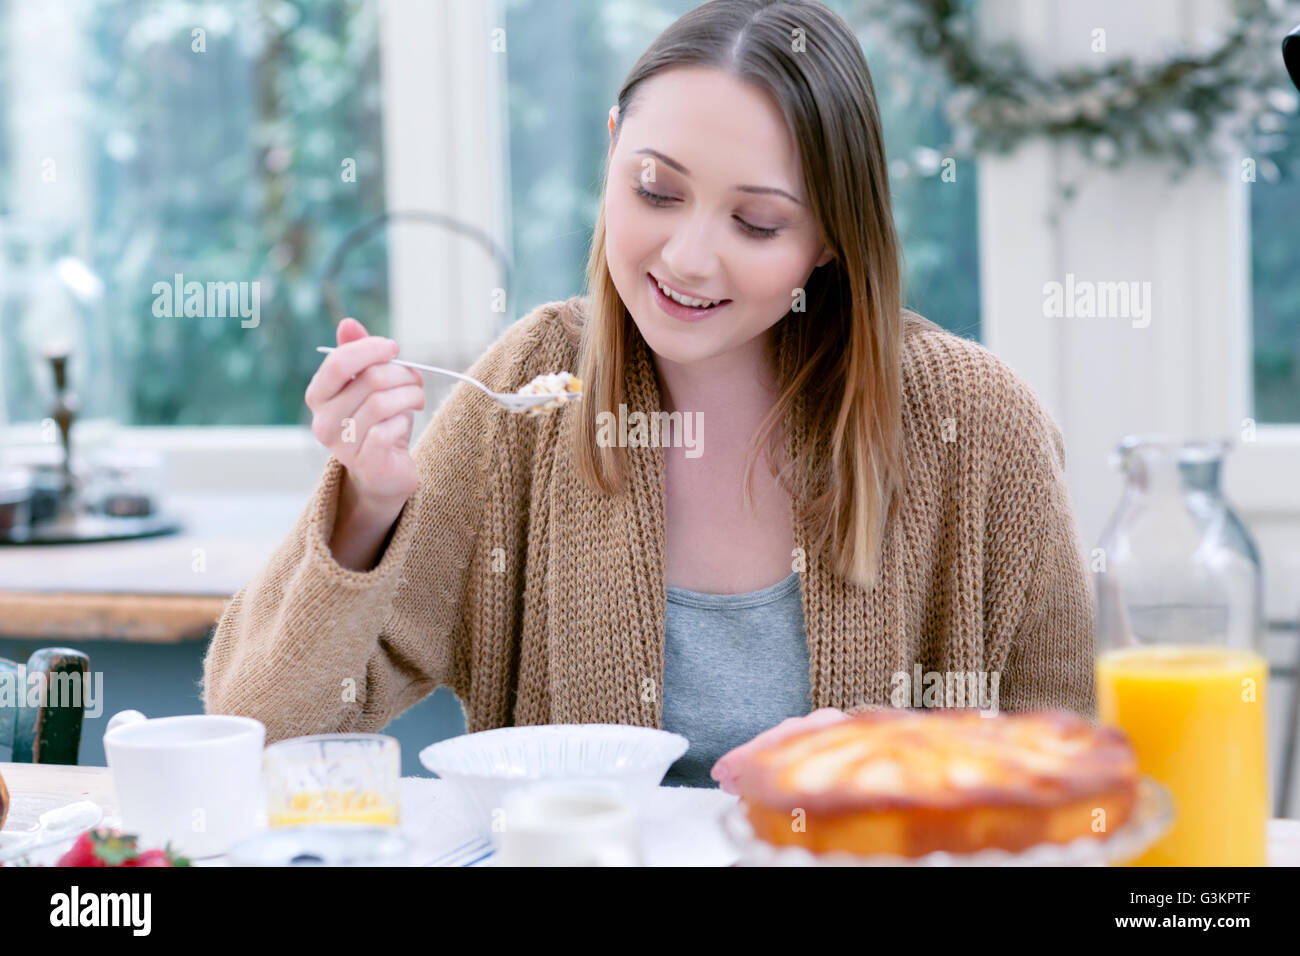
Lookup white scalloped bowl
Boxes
[418,724,689,838]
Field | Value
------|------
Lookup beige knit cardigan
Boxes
[201,297,1097,743]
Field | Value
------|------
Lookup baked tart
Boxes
[734,709,1139,858]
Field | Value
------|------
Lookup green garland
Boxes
[857,0,1300,196]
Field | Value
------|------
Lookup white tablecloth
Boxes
[26,778,1300,866]
[89,777,742,867]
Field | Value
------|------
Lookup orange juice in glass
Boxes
[1096,645,1268,866]
[264,733,401,827]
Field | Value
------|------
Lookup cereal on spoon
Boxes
[515,371,582,416]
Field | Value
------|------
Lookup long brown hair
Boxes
[570,0,915,590]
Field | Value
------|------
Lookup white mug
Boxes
[494,780,643,866]
[102,710,267,859]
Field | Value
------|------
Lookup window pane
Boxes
[0,0,389,427]
[1250,160,1300,424]
[848,0,981,342]
[502,0,980,341]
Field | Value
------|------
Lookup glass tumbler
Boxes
[264,734,401,827]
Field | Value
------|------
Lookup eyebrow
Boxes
[634,148,804,206]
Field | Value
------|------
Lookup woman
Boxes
[201,0,1096,791]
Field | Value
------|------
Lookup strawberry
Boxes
[57,828,137,866]
[56,831,108,867]
[124,849,171,867]
[158,841,191,867]
[54,827,191,867]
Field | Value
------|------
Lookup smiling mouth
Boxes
[649,272,731,308]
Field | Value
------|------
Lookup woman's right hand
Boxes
[711,707,852,795]
[305,318,426,509]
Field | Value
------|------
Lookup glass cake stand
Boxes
[720,776,1173,867]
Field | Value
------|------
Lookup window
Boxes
[1249,148,1300,424]
[852,2,981,342]
[0,0,388,428]
[2,0,979,437]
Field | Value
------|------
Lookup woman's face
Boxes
[604,66,833,373]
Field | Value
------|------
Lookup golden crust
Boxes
[735,709,1139,857]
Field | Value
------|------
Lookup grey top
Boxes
[660,570,811,788]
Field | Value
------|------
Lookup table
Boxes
[0,492,307,642]
[0,763,741,867]
[4,762,1299,866]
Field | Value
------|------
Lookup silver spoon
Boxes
[315,346,580,414]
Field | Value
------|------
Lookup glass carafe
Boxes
[1093,434,1263,653]
[1092,435,1270,866]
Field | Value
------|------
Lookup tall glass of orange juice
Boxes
[1096,645,1268,866]
[263,733,401,827]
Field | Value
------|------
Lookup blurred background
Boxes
[0,0,1298,813]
